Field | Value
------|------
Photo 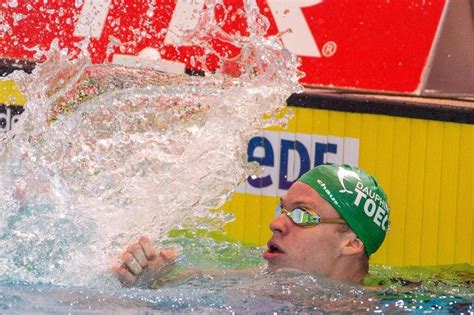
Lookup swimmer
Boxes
[112,164,390,286]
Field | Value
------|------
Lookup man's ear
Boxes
[341,234,365,256]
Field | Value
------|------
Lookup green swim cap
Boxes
[298,164,390,256]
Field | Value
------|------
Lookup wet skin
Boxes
[263,181,352,278]
[112,236,176,286]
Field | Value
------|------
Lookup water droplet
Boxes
[7,0,18,8]
[12,13,24,24]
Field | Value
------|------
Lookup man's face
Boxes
[263,182,346,277]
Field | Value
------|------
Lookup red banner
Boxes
[0,0,446,93]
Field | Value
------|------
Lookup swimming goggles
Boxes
[275,205,346,227]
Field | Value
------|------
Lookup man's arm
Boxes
[112,235,263,288]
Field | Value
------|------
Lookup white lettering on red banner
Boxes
[266,0,323,57]
[74,0,111,38]
[1,1,446,93]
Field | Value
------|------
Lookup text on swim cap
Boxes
[316,179,340,207]
[353,181,389,231]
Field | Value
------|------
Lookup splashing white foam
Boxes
[0,1,301,286]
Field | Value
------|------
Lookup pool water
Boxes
[0,234,472,313]
[0,276,471,313]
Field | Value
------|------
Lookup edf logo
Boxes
[236,131,359,197]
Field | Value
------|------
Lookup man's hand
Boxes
[112,235,177,287]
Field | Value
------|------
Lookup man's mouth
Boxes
[267,241,284,254]
[263,241,285,261]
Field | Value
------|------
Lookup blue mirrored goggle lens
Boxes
[288,208,312,224]
[274,205,319,225]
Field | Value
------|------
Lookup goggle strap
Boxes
[318,218,347,224]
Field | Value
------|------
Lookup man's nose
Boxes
[269,213,290,235]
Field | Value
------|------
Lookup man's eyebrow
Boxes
[294,202,312,209]
[280,197,313,210]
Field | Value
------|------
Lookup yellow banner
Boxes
[222,107,473,267]
[0,80,27,106]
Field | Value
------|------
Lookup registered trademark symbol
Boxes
[322,41,337,57]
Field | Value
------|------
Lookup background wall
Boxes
[221,104,473,267]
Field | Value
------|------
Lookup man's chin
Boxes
[262,250,289,271]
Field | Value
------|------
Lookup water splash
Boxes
[0,1,301,286]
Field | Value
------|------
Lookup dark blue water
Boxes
[0,273,471,314]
